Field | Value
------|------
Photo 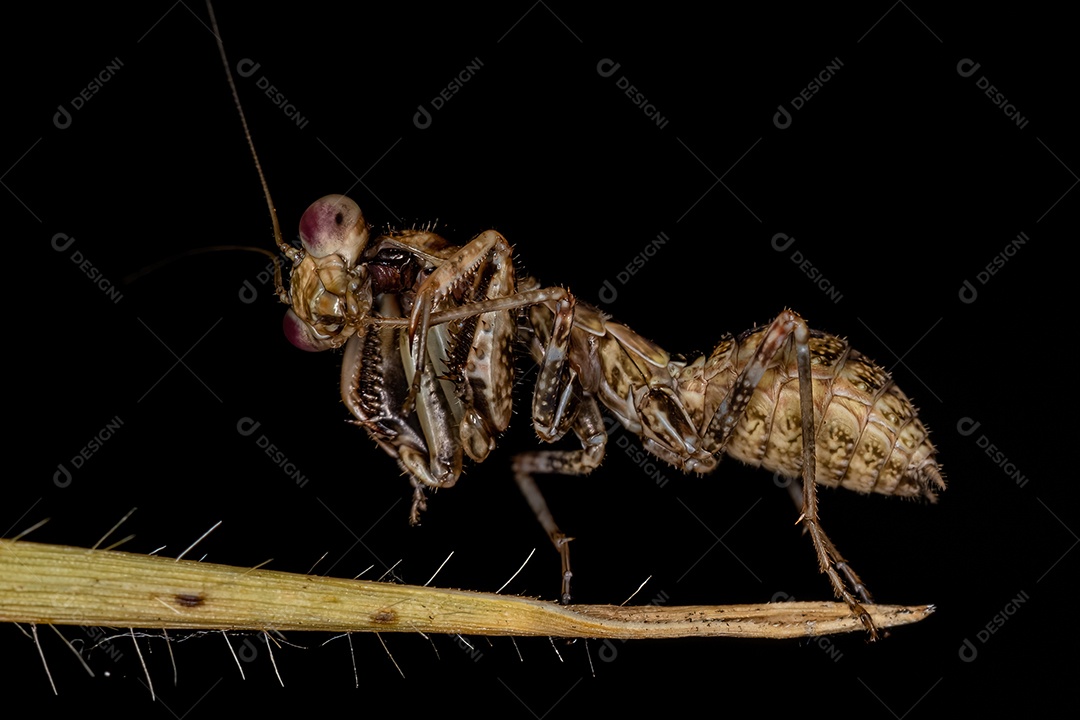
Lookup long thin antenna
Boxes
[205,0,291,300]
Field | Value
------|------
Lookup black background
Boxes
[8,2,1075,715]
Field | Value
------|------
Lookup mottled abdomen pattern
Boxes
[682,327,944,500]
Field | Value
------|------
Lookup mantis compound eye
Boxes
[299,194,368,262]
[283,307,336,352]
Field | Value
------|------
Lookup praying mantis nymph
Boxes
[201,1,943,643]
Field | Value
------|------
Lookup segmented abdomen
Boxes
[686,327,944,500]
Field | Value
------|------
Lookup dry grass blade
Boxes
[1,540,932,639]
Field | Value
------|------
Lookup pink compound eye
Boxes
[298,194,368,261]
[283,308,335,352]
